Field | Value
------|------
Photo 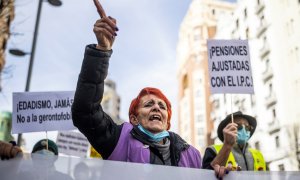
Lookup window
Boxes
[236,19,239,28]
[290,19,294,34]
[272,108,276,118]
[184,124,188,131]
[195,89,201,97]
[278,164,285,171]
[275,135,280,148]
[268,83,273,97]
[198,139,204,147]
[246,28,249,39]
[251,95,256,106]
[264,59,270,74]
[198,128,204,135]
[194,34,201,41]
[182,75,188,90]
[244,9,247,18]
[296,47,299,62]
[193,27,201,42]
[259,15,266,29]
[197,115,204,123]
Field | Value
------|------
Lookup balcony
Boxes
[260,42,270,58]
[256,20,268,38]
[268,118,280,134]
[255,2,265,15]
[262,67,273,83]
[265,92,277,109]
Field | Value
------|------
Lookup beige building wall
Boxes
[177,0,236,152]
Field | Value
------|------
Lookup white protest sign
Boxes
[207,39,254,94]
[56,131,89,157]
[12,91,76,133]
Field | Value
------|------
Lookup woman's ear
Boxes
[130,115,139,125]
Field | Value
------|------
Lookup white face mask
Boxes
[34,149,55,156]
[32,149,57,170]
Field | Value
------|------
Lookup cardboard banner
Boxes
[56,131,89,157]
[1,153,300,180]
[12,91,76,133]
[207,39,254,94]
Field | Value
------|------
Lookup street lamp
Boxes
[10,0,62,146]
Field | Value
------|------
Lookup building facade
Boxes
[178,0,300,170]
[208,0,300,171]
[252,0,300,171]
[102,79,123,125]
[177,0,236,152]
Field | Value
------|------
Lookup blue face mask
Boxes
[237,126,250,144]
[137,124,169,142]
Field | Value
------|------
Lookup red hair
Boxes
[129,87,172,130]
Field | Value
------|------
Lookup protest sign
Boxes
[56,131,89,157]
[12,91,76,133]
[207,39,254,94]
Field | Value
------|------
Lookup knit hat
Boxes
[32,139,58,155]
[217,111,257,142]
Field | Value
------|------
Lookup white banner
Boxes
[207,39,254,94]
[1,154,300,180]
[12,91,76,133]
[56,131,89,157]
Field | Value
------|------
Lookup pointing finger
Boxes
[93,0,106,18]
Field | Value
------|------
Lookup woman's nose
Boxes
[152,103,160,111]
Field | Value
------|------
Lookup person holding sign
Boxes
[202,111,266,178]
[72,0,201,168]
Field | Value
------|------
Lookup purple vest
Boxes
[108,123,201,168]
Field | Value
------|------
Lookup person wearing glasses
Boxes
[202,111,266,178]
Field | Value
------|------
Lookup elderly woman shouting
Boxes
[71,0,201,168]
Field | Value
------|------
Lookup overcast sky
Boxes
[0,0,236,151]
[0,0,193,151]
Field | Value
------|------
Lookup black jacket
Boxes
[72,45,190,166]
